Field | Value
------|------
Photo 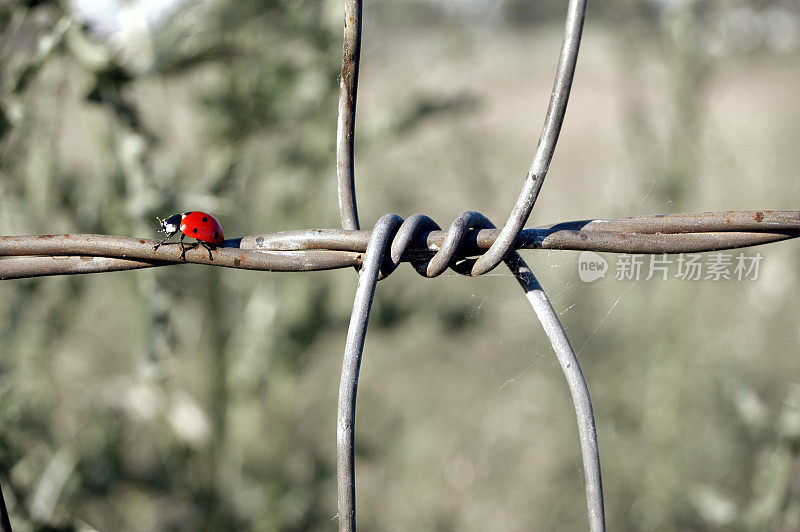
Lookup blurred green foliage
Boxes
[1,0,799,530]
[0,0,349,528]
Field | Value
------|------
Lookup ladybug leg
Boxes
[153,234,172,251]
[199,241,214,261]
[179,234,187,262]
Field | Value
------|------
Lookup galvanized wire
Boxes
[336,214,402,532]
[506,252,604,532]
[0,480,10,532]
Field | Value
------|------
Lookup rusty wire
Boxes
[0,234,363,279]
[257,210,800,256]
[2,210,797,280]
[337,0,363,231]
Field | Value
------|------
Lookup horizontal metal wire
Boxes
[0,256,173,278]
[253,210,799,255]
[0,235,363,279]
[1,210,796,280]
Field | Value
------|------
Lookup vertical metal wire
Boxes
[0,480,11,532]
[505,252,605,532]
[337,214,402,531]
[337,0,363,231]
[333,1,601,528]
[336,4,369,526]
[472,0,588,275]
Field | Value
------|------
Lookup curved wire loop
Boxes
[505,252,605,531]
[471,0,588,275]
[337,214,403,531]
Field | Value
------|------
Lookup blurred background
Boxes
[1,0,799,530]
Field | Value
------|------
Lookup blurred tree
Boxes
[0,0,480,528]
[3,1,797,530]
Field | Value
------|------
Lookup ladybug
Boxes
[154,211,224,261]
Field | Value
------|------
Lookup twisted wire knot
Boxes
[375,211,504,280]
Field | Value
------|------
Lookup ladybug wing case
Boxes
[180,211,224,245]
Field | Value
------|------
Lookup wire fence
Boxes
[1,1,798,530]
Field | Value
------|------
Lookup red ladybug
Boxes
[154,211,224,260]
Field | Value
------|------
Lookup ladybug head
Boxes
[157,213,183,236]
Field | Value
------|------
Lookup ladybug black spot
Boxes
[202,217,208,222]
[192,228,198,234]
